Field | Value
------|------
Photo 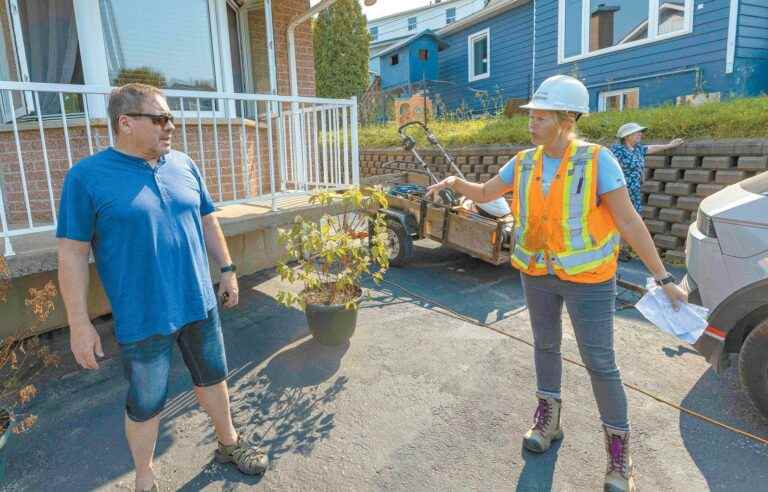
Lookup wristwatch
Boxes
[220,264,237,274]
[655,272,676,287]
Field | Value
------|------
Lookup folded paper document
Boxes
[635,278,709,344]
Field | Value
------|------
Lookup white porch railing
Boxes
[0,81,360,256]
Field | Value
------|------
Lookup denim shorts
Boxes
[119,307,228,422]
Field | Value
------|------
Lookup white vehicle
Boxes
[684,170,768,419]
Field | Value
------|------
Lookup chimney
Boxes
[590,3,620,51]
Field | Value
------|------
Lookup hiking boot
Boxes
[603,426,636,492]
[522,393,563,453]
[214,436,269,475]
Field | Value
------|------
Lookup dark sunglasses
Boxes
[124,113,174,126]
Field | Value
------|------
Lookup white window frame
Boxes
[446,7,456,24]
[3,0,265,118]
[598,87,639,112]
[557,0,694,64]
[226,0,252,94]
[408,17,417,32]
[468,28,490,82]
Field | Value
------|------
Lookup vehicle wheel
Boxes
[385,220,412,267]
[739,318,768,420]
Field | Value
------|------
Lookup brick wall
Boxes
[0,0,318,228]
[360,140,768,262]
[270,0,317,97]
[0,122,289,226]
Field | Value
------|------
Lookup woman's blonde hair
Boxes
[554,111,579,140]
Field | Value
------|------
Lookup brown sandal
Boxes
[136,481,158,492]
[214,437,268,475]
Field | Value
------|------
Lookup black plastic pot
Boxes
[0,408,10,481]
[304,288,362,346]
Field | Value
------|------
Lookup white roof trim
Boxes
[438,0,530,36]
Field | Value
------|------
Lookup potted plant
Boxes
[276,187,390,346]
[0,256,59,480]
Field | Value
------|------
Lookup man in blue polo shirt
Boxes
[57,84,267,491]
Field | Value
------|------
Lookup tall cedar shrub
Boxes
[314,0,371,99]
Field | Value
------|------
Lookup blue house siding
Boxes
[435,5,533,114]
[533,0,763,111]
[735,1,768,95]
[380,46,411,89]
[389,0,766,116]
[369,57,381,78]
[408,38,441,84]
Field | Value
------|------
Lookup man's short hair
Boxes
[107,83,165,133]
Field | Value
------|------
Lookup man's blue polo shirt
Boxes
[56,148,217,344]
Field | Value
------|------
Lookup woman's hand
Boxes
[661,282,688,310]
[667,138,685,148]
[425,176,457,200]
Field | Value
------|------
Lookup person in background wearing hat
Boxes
[611,124,684,261]
[426,75,687,492]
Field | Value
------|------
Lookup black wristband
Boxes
[655,273,675,286]
[220,264,237,273]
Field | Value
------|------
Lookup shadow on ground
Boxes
[516,440,564,492]
[1,268,348,491]
[679,359,768,491]
[364,242,526,326]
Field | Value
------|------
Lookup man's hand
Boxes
[70,319,104,370]
[219,271,239,308]
[425,176,457,200]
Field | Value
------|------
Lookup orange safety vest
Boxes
[510,140,620,284]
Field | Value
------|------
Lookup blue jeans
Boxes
[119,307,228,422]
[521,273,629,431]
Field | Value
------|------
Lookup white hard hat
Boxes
[476,197,511,218]
[616,122,647,139]
[520,75,590,114]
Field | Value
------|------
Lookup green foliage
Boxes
[360,97,768,148]
[276,187,390,311]
[114,67,167,88]
[313,0,371,99]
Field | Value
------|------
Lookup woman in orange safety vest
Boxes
[426,75,688,492]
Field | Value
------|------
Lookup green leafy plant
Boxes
[276,187,390,310]
[360,96,768,148]
[313,0,371,99]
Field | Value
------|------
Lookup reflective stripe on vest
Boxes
[511,141,618,279]
[553,233,620,274]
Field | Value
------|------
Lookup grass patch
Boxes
[360,97,768,148]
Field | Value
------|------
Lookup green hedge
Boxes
[360,97,768,149]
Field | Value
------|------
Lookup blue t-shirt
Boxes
[56,148,217,344]
[498,147,627,196]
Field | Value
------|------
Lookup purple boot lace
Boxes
[609,435,627,474]
[533,398,551,430]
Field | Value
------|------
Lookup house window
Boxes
[419,49,429,61]
[468,28,490,82]
[658,0,687,35]
[100,0,218,92]
[7,0,85,116]
[558,0,692,63]
[598,88,639,112]
[408,17,417,32]
[391,54,399,65]
[446,8,456,24]
[370,26,379,41]
[226,1,245,94]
